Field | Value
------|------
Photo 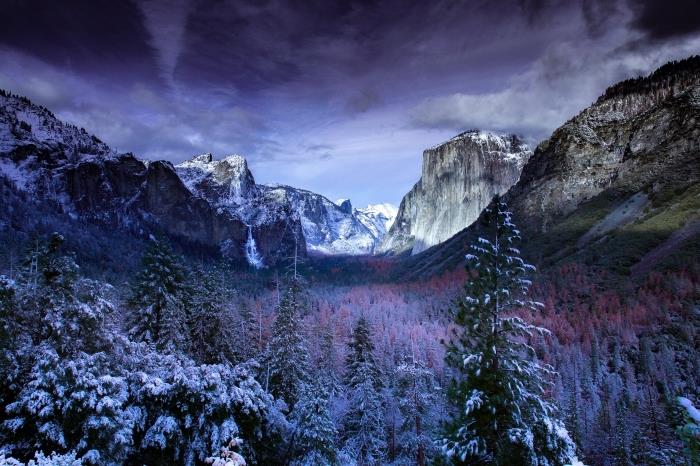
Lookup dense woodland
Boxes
[0,200,699,466]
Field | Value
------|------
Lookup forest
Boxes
[0,200,698,466]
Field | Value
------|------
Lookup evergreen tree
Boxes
[128,237,189,351]
[236,301,260,361]
[440,198,577,465]
[13,233,110,356]
[394,357,441,466]
[342,317,385,465]
[290,382,338,465]
[677,397,700,466]
[317,323,343,397]
[344,316,381,390]
[264,280,311,409]
[188,266,238,364]
[612,398,631,466]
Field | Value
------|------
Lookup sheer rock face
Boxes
[380,130,531,254]
[506,57,700,235]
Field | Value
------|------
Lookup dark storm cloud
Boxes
[0,0,698,205]
[629,0,700,40]
[0,0,158,83]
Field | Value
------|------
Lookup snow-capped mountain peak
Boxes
[354,203,398,241]
[175,153,395,256]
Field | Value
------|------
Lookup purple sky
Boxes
[1,0,699,206]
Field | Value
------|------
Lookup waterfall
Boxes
[245,224,263,268]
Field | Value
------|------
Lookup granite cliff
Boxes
[380,130,530,254]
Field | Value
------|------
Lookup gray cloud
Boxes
[1,0,699,206]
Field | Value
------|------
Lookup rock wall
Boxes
[380,130,530,254]
[506,56,700,235]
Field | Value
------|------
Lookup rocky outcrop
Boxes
[507,56,700,235]
[399,56,700,278]
[0,91,299,264]
[175,154,394,255]
[380,130,530,254]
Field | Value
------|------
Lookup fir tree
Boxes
[317,323,343,397]
[188,266,238,364]
[344,316,381,390]
[290,382,338,465]
[264,280,311,409]
[14,233,110,356]
[394,356,441,466]
[440,198,577,465]
[128,237,189,351]
[236,301,260,362]
[342,317,385,465]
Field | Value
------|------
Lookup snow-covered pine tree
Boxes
[677,397,700,465]
[290,382,338,465]
[317,323,343,398]
[342,317,385,465]
[440,197,577,465]
[188,266,239,364]
[394,356,441,466]
[236,301,260,362]
[128,237,189,352]
[344,316,381,391]
[263,280,311,409]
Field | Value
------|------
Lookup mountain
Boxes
[401,56,700,278]
[0,91,299,266]
[353,202,398,240]
[379,130,531,255]
[175,154,395,256]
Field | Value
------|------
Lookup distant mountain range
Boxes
[0,90,396,267]
[1,55,698,277]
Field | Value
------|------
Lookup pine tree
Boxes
[317,323,343,397]
[440,198,577,465]
[128,237,189,351]
[677,397,700,466]
[290,382,338,465]
[188,266,238,364]
[344,316,381,390]
[342,317,385,465]
[236,301,260,361]
[264,280,310,409]
[394,356,441,466]
[14,233,110,356]
[612,398,631,466]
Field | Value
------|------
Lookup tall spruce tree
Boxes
[342,317,386,465]
[394,356,441,466]
[128,237,189,351]
[290,382,338,465]
[344,316,381,390]
[188,265,238,364]
[440,198,577,465]
[264,280,311,409]
[236,301,260,361]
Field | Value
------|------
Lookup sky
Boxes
[1,0,699,207]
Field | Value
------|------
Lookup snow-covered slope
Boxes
[353,203,397,240]
[175,154,394,255]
